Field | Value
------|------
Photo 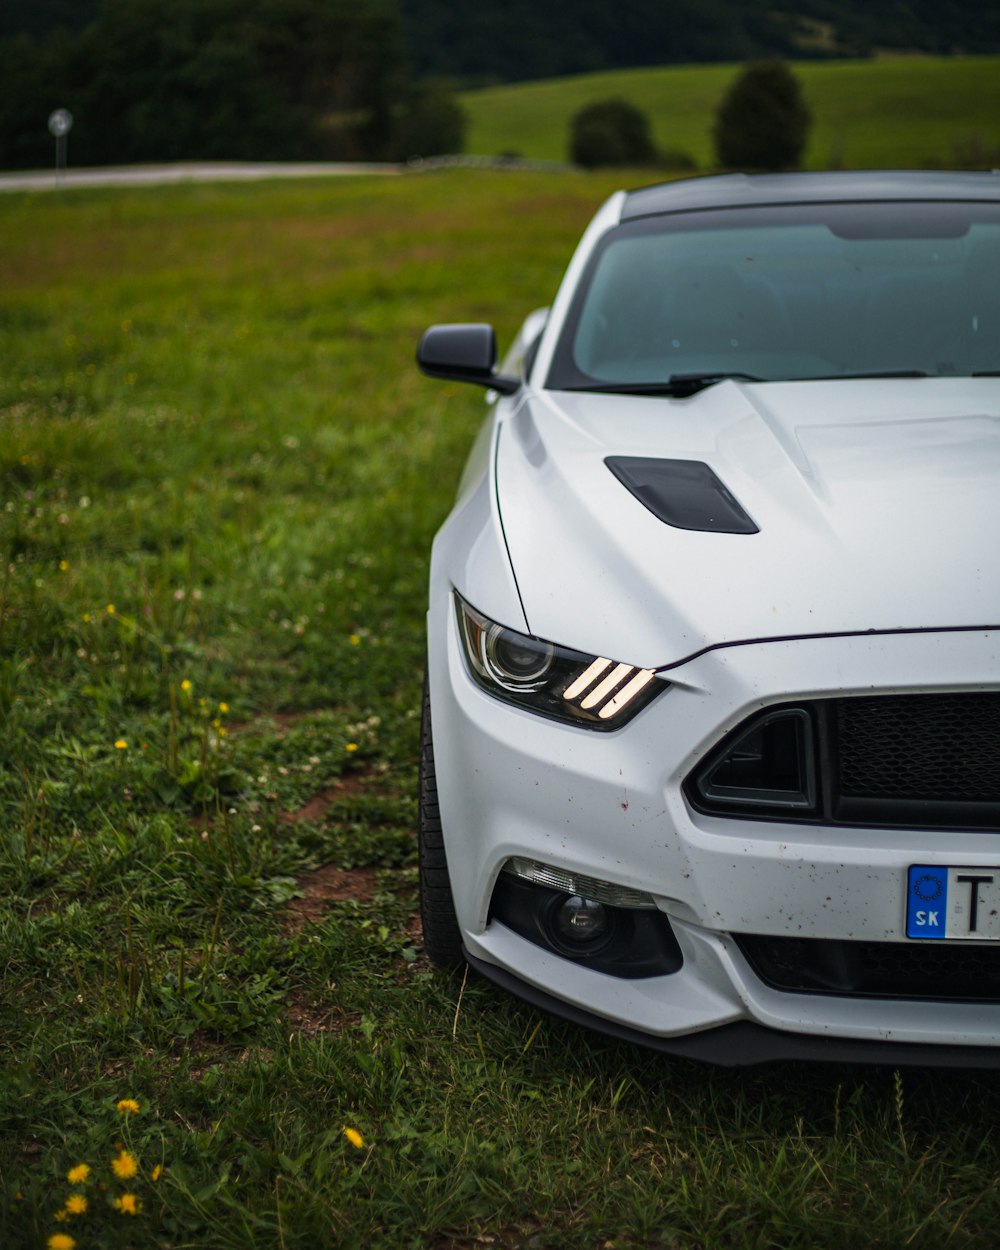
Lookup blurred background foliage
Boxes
[0,0,407,167]
[1,0,998,169]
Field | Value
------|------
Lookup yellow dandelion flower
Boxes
[114,1193,142,1215]
[47,1235,76,1250]
[116,1097,141,1115]
[151,1163,163,1182]
[54,1209,69,1222]
[59,560,70,572]
[111,1149,138,1180]
[114,739,128,750]
[349,634,361,646]
[106,604,116,615]
[82,613,91,623]
[218,726,228,738]
[218,701,229,713]
[66,1164,90,1185]
[346,742,358,753]
[180,679,192,692]
[65,1194,87,1216]
[343,1126,364,1149]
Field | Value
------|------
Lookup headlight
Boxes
[455,594,666,729]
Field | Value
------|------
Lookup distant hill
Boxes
[402,0,1000,83]
[6,0,999,81]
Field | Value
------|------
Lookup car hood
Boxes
[496,378,1000,670]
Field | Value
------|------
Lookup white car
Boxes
[416,171,1000,1066]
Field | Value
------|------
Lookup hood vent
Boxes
[605,457,759,534]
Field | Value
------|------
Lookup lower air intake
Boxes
[737,934,1000,1002]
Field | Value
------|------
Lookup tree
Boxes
[713,59,811,170]
[0,0,407,168]
[569,97,656,168]
[392,80,466,158]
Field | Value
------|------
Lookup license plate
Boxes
[906,865,1000,940]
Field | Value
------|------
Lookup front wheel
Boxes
[418,676,465,969]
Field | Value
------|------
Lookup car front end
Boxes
[418,172,1000,1065]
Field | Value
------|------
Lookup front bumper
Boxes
[465,952,1000,1068]
[429,602,1000,1054]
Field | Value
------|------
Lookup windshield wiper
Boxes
[565,371,762,398]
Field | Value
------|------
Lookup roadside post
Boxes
[48,108,73,186]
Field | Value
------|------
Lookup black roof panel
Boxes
[621,171,1000,220]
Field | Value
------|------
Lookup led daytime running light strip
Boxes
[562,657,657,720]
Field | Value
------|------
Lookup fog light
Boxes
[555,896,609,945]
[489,874,684,979]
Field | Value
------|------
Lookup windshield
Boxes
[546,201,1000,390]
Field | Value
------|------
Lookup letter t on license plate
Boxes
[906,865,1000,940]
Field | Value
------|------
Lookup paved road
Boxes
[0,160,403,192]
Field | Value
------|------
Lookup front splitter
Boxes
[464,950,1000,1069]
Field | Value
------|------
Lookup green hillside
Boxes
[461,55,1000,169]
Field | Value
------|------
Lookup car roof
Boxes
[621,170,1000,220]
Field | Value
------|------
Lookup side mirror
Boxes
[416,324,520,394]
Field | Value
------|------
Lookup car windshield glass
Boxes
[546,201,1000,390]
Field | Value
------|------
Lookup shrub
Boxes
[393,80,466,159]
[569,97,656,168]
[713,60,811,170]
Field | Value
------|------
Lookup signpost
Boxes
[48,108,73,185]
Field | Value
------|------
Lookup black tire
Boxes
[419,674,465,970]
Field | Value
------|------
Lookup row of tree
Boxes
[569,62,811,171]
[0,0,464,169]
[8,0,999,83]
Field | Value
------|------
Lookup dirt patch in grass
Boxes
[286,863,380,933]
[284,1000,361,1038]
[280,759,414,932]
[282,857,387,1035]
[433,1220,550,1250]
[280,769,375,825]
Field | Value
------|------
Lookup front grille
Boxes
[837,694,1000,804]
[737,933,1000,1001]
[687,692,1000,829]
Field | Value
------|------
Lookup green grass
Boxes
[461,54,1000,170]
[4,169,1000,1249]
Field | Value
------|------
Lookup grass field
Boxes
[461,55,1000,170]
[4,169,1000,1249]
